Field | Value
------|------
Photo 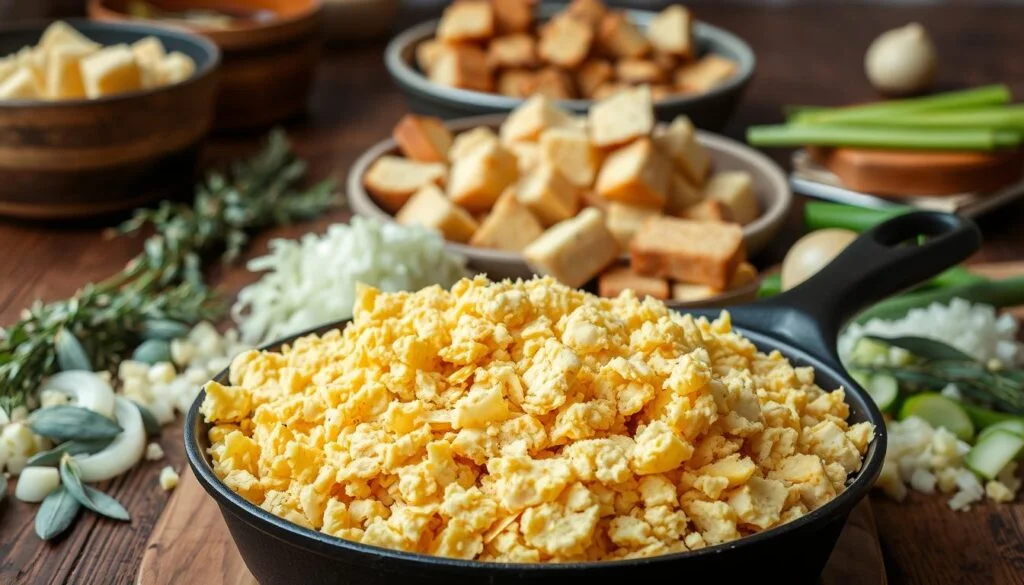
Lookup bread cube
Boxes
[488,34,538,69]
[666,173,703,215]
[450,126,499,161]
[500,94,574,143]
[580,189,610,212]
[648,5,694,58]
[80,45,142,99]
[492,0,535,33]
[449,140,519,211]
[705,171,758,225]
[509,141,540,174]
[396,184,479,243]
[589,85,654,148]
[597,12,650,59]
[675,55,738,93]
[496,69,535,97]
[649,84,674,102]
[630,216,746,288]
[540,127,601,189]
[470,188,544,250]
[521,67,575,100]
[566,0,608,29]
[416,40,443,73]
[0,67,41,100]
[679,198,728,222]
[538,15,593,69]
[616,59,667,85]
[437,1,495,42]
[393,114,453,163]
[576,59,612,97]
[654,116,710,186]
[130,36,165,88]
[606,202,661,249]
[598,265,669,299]
[363,156,448,212]
[45,44,93,99]
[430,44,493,92]
[729,262,758,289]
[652,51,678,74]
[591,81,628,101]
[158,52,195,85]
[671,283,720,303]
[523,207,619,288]
[595,138,671,208]
[517,163,578,225]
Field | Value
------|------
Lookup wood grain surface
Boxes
[1,3,1024,585]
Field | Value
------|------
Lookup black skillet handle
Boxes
[734,210,982,368]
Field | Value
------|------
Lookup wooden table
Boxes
[1,4,1023,584]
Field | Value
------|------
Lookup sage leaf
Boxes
[131,339,172,365]
[35,486,81,540]
[59,456,130,521]
[82,486,131,522]
[865,335,977,362]
[27,437,114,467]
[133,401,162,437]
[140,319,190,341]
[55,328,92,372]
[28,406,122,441]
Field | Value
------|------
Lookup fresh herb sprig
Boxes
[0,129,336,413]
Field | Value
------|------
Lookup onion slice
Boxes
[73,397,145,482]
[40,371,115,419]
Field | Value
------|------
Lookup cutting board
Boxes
[136,467,887,585]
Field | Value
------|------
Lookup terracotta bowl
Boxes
[0,19,219,220]
[89,0,323,131]
[347,114,792,309]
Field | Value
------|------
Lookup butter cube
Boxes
[0,67,41,100]
[0,58,17,85]
[80,45,142,99]
[517,163,578,226]
[396,184,479,243]
[45,44,94,99]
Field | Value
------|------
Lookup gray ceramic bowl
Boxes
[384,4,755,130]
[347,114,791,308]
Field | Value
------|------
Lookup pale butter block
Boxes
[448,140,519,212]
[470,188,544,251]
[523,207,620,288]
[539,127,602,189]
[517,163,579,226]
[705,171,758,225]
[80,45,142,99]
[45,44,94,99]
[396,184,479,243]
[0,58,18,86]
[0,67,41,100]
[38,21,98,55]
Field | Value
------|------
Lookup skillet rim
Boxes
[185,310,887,572]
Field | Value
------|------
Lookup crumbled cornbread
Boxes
[203,276,872,562]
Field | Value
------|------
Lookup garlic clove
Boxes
[15,466,61,502]
[865,22,938,96]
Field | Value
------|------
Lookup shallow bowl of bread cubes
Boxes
[348,89,791,309]
[0,19,219,220]
[385,0,755,130]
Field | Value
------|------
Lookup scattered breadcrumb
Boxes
[145,442,165,461]
[159,466,179,491]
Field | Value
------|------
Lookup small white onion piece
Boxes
[15,467,60,503]
[74,397,146,482]
[40,371,115,418]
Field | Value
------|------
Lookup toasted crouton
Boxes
[393,114,453,163]
[566,0,608,29]
[580,189,610,212]
[590,81,628,101]
[595,138,671,208]
[589,85,654,148]
[729,262,759,289]
[598,265,669,299]
[450,126,499,161]
[606,202,661,249]
[491,0,535,33]
[363,156,448,212]
[449,140,519,211]
[416,39,443,73]
[597,12,650,59]
[539,127,601,189]
[517,163,579,225]
[652,51,678,73]
[667,172,703,214]
[654,115,710,185]
[521,67,575,100]
[396,184,478,243]
[705,171,758,225]
[630,216,746,288]
[470,188,544,250]
[437,1,495,42]
[576,59,613,97]
[523,207,619,287]
[500,94,574,143]
[496,69,535,97]
[675,55,738,93]
[671,283,720,303]
[648,5,694,58]
[538,15,593,69]
[615,59,667,85]
[430,44,493,92]
[488,34,538,69]
[509,141,540,174]
[679,198,729,222]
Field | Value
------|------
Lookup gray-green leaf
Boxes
[55,328,92,372]
[35,486,81,540]
[82,486,130,522]
[59,456,130,521]
[27,437,114,467]
[131,339,172,365]
[28,406,122,441]
[865,335,977,363]
[133,401,162,437]
[140,319,190,341]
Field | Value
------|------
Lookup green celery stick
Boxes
[791,85,1013,125]
[747,125,1021,151]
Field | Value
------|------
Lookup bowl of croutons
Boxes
[384,0,754,130]
[348,89,791,308]
[0,19,219,220]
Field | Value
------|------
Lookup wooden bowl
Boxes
[0,19,219,220]
[321,0,400,46]
[89,0,323,131]
[347,114,791,309]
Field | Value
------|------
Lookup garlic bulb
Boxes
[865,23,938,95]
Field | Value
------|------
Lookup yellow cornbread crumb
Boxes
[203,276,872,562]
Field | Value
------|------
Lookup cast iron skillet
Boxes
[186,211,981,584]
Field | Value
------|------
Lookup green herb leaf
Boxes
[865,335,977,362]
[131,339,172,365]
[28,406,122,441]
[59,456,130,522]
[55,328,92,372]
[82,486,131,522]
[35,486,81,540]
[140,319,190,341]
[27,437,114,467]
[133,401,162,437]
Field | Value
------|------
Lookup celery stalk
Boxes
[791,85,1013,125]
[747,124,1021,151]
[804,202,911,232]
[809,106,1024,132]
